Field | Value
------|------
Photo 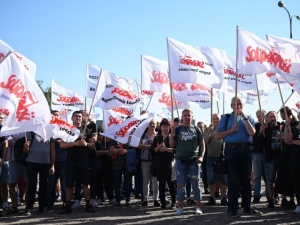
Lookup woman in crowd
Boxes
[151,118,176,209]
[138,119,160,207]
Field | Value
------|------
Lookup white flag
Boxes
[141,55,170,93]
[50,115,80,142]
[92,69,141,110]
[237,27,294,76]
[51,79,84,111]
[86,64,101,98]
[0,39,36,79]
[101,113,154,147]
[283,91,300,114]
[0,54,51,136]
[167,37,223,88]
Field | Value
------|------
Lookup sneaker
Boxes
[195,207,203,214]
[59,203,72,214]
[293,206,300,214]
[284,201,296,209]
[204,189,210,194]
[3,202,10,211]
[91,199,98,208]
[85,205,95,213]
[252,196,260,203]
[154,200,161,207]
[187,197,195,204]
[6,207,18,214]
[71,200,81,209]
[25,209,34,216]
[42,207,54,214]
[229,211,240,218]
[243,206,262,215]
[125,201,131,207]
[206,197,216,206]
[221,197,228,206]
[56,194,61,202]
[215,192,220,198]
[175,207,184,215]
[141,201,148,207]
[97,199,104,205]
[170,202,176,208]
[267,199,275,208]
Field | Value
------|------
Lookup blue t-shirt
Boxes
[216,112,254,143]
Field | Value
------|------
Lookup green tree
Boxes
[36,80,51,107]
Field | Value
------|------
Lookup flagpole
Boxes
[82,69,102,138]
[255,75,265,134]
[223,92,225,115]
[140,55,143,113]
[276,76,290,132]
[234,26,239,122]
[210,88,213,123]
[172,89,180,119]
[0,51,12,65]
[166,37,174,122]
[277,91,294,114]
[145,94,154,111]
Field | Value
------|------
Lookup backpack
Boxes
[123,148,138,176]
[14,132,34,166]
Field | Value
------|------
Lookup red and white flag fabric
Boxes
[50,115,80,142]
[92,69,141,110]
[167,38,223,89]
[147,92,190,116]
[172,83,211,102]
[51,79,84,111]
[0,54,51,136]
[0,39,36,79]
[141,55,170,93]
[237,27,295,76]
[103,110,127,133]
[256,72,293,91]
[86,64,101,98]
[100,112,154,147]
[283,91,300,113]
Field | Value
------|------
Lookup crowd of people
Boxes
[0,96,300,218]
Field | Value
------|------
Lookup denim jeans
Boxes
[207,157,227,185]
[225,145,252,213]
[113,170,132,203]
[175,159,201,201]
[264,157,279,184]
[252,152,268,197]
[46,161,67,207]
[26,162,50,210]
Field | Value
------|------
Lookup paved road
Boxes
[1,191,299,225]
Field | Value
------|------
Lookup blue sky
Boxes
[1,0,299,124]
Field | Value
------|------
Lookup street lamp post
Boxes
[278,1,300,39]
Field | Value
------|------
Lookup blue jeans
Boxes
[207,157,227,185]
[46,161,67,207]
[175,159,201,201]
[252,153,268,197]
[113,170,132,203]
[264,157,279,184]
[225,145,252,213]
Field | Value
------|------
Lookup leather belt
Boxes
[225,142,251,148]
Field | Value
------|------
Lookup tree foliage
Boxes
[36,80,51,107]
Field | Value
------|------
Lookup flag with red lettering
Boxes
[282,91,300,113]
[0,39,36,79]
[167,38,223,89]
[51,79,84,111]
[50,115,80,142]
[147,92,190,116]
[141,55,170,93]
[92,69,141,110]
[237,27,295,76]
[172,83,212,102]
[103,110,127,133]
[0,54,51,136]
[256,73,293,91]
[100,113,154,147]
[86,64,101,98]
